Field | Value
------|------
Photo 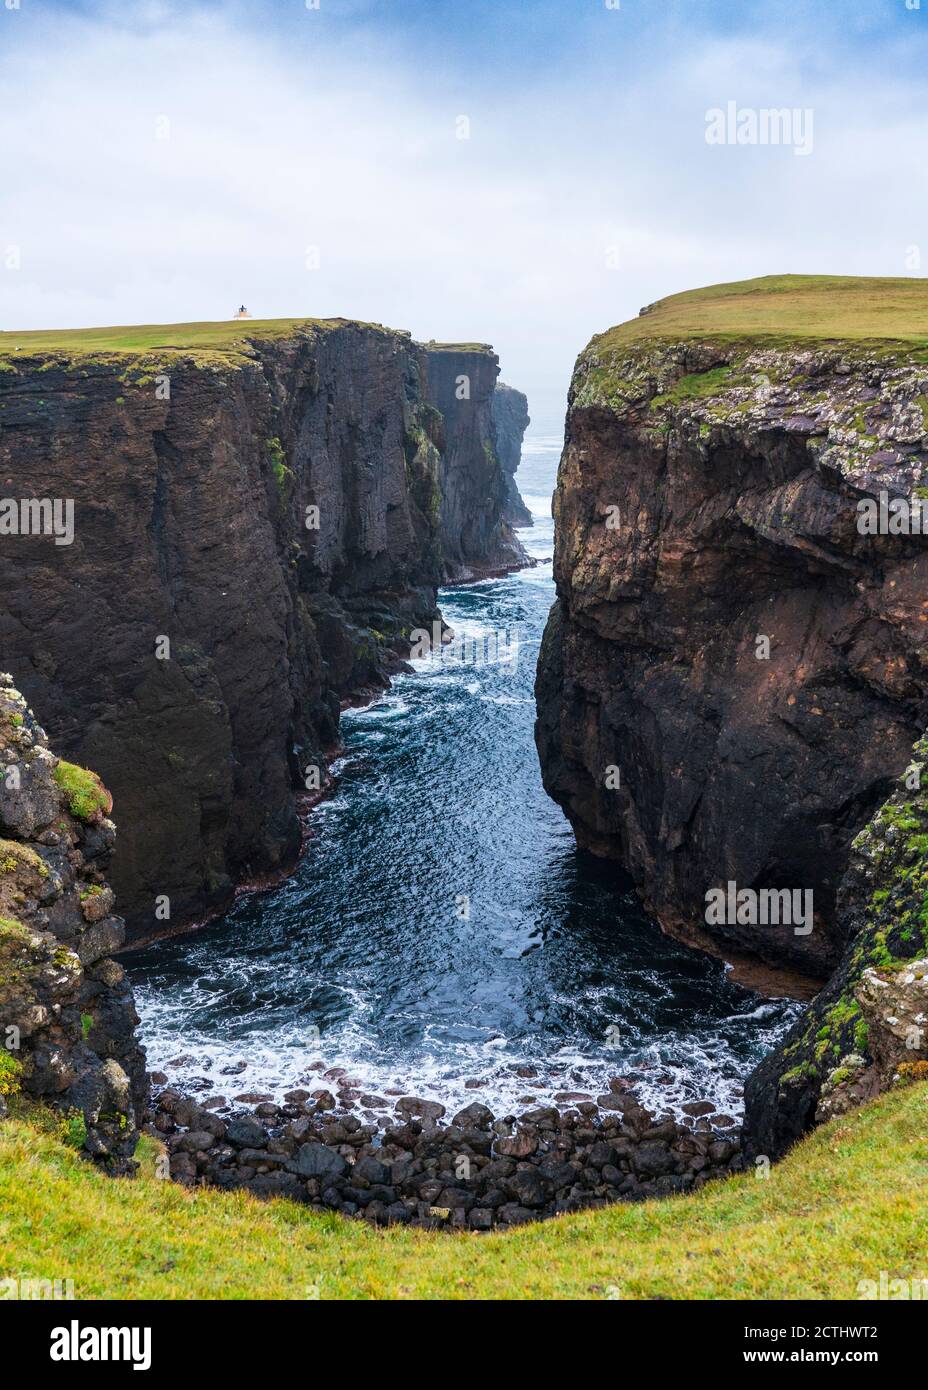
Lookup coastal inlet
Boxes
[126,418,801,1127]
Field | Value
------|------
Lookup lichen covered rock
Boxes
[857,957,928,1078]
[0,674,146,1171]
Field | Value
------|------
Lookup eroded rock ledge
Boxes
[0,325,529,941]
[535,334,928,979]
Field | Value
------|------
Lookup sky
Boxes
[2,0,927,418]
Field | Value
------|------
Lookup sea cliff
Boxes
[535,276,928,979]
[0,319,529,940]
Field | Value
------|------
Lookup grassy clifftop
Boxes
[594,274,928,353]
[0,320,497,368]
[6,277,924,370]
[573,274,928,420]
[2,1084,927,1300]
[0,316,339,363]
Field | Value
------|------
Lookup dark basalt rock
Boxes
[295,1142,349,1180]
[225,1115,266,1148]
[492,382,533,528]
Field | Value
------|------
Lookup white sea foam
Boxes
[137,992,800,1123]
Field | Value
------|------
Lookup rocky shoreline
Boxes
[143,1070,742,1229]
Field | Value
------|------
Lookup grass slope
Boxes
[596,274,928,352]
[2,1085,927,1300]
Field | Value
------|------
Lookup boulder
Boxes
[295,1143,349,1180]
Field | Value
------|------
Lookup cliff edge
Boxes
[744,728,928,1158]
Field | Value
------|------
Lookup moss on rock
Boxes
[53,760,111,821]
[0,1048,22,1097]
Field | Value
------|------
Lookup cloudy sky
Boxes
[2,0,927,415]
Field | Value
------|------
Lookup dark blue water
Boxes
[128,420,798,1118]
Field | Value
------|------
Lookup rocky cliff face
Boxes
[743,730,928,1158]
[0,322,527,940]
[0,674,145,1171]
[536,330,928,979]
[492,382,533,527]
[426,350,530,578]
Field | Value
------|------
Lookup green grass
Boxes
[2,1085,927,1300]
[266,436,294,495]
[0,316,410,367]
[423,341,494,353]
[596,274,928,352]
[649,366,736,408]
[0,1050,22,1097]
[0,318,328,359]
